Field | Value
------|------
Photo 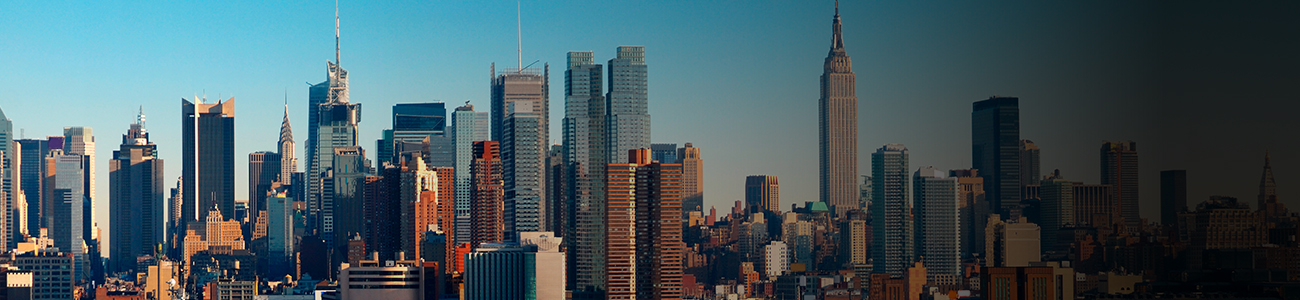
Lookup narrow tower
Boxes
[819,1,859,216]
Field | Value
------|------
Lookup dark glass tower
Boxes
[181,98,235,224]
[971,96,1020,216]
[1160,170,1187,230]
[562,51,607,294]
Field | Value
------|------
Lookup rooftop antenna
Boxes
[340,0,345,65]
[517,0,522,72]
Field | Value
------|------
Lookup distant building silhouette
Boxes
[972,96,1020,216]
[1100,141,1140,233]
[1160,170,1187,230]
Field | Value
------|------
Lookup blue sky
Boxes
[2,1,1297,254]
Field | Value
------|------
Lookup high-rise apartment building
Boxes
[951,169,987,259]
[985,215,1040,267]
[972,96,1020,216]
[745,175,780,213]
[1020,140,1040,186]
[913,166,959,282]
[1100,141,1139,233]
[562,51,608,294]
[871,144,911,277]
[605,149,683,300]
[451,104,489,244]
[108,111,165,274]
[1160,170,1187,230]
[605,46,650,166]
[1038,170,1074,253]
[470,141,503,247]
[678,143,704,214]
[181,98,235,226]
[819,6,858,217]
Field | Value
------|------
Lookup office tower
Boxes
[330,146,366,267]
[181,206,244,262]
[677,143,704,215]
[470,141,503,247]
[308,13,359,238]
[395,157,437,262]
[1160,170,1187,231]
[248,152,281,228]
[266,186,293,279]
[401,156,453,263]
[819,5,858,217]
[489,63,548,143]
[545,145,563,234]
[108,111,165,274]
[745,175,780,213]
[950,169,987,259]
[452,104,489,243]
[13,250,75,299]
[1189,196,1267,251]
[972,96,1020,216]
[1258,153,1277,210]
[985,215,1040,267]
[871,144,911,277]
[0,107,12,249]
[61,127,94,244]
[1038,170,1073,254]
[1020,140,1040,186]
[181,97,235,225]
[765,241,789,280]
[606,46,650,166]
[17,138,47,238]
[562,50,608,293]
[278,105,297,184]
[650,143,677,164]
[913,166,959,283]
[379,103,448,166]
[51,151,86,279]
[464,237,566,300]
[605,149,683,300]
[501,99,545,241]
[1072,184,1114,229]
[1100,141,1139,233]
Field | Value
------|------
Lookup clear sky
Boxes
[2,1,1296,257]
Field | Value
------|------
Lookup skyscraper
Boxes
[379,103,448,167]
[451,104,489,245]
[1258,153,1276,210]
[677,143,704,215]
[249,151,281,226]
[307,8,359,238]
[606,46,650,166]
[266,185,294,279]
[108,110,164,274]
[50,150,85,279]
[0,107,13,248]
[16,138,48,238]
[605,149,683,300]
[490,64,548,144]
[972,96,1021,216]
[819,4,859,217]
[502,99,545,241]
[871,144,911,277]
[914,166,959,283]
[1100,141,1139,233]
[562,51,608,294]
[470,141,503,247]
[1020,140,1041,186]
[1160,170,1187,230]
[1038,170,1074,253]
[951,169,987,258]
[62,127,94,244]
[329,146,366,268]
[650,143,677,164]
[181,98,235,225]
[279,105,297,188]
[745,175,780,213]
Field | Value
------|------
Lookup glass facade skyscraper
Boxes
[563,51,608,294]
[972,96,1021,216]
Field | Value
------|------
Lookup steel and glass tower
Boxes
[972,96,1020,216]
[606,46,650,165]
[308,8,361,243]
[562,51,607,294]
[108,109,164,274]
[452,104,489,244]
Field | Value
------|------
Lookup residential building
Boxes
[650,143,677,164]
[986,215,1040,267]
[451,104,488,244]
[605,46,649,168]
[914,166,959,283]
[871,144,911,276]
[1038,170,1074,255]
[605,149,683,299]
[765,241,789,280]
[745,175,780,213]
[951,169,988,259]
[678,143,703,215]
[470,141,503,247]
[1100,141,1140,233]
[12,250,75,299]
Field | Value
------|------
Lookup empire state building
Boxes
[820,1,858,216]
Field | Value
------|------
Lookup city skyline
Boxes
[3,1,1299,256]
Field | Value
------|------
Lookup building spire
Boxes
[1259,150,1277,207]
[831,0,844,51]
[332,0,338,65]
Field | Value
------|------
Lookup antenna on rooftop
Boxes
[517,0,522,72]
